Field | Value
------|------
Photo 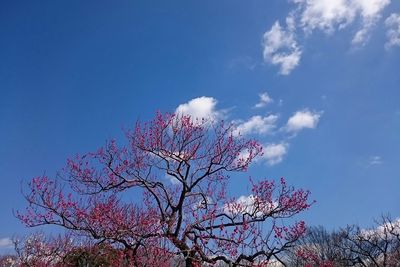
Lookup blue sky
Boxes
[1,0,400,252]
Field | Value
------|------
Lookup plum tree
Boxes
[18,113,313,266]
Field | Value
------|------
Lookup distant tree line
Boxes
[286,215,400,267]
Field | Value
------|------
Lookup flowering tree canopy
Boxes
[18,113,313,266]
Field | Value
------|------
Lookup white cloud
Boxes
[224,194,278,217]
[0,237,13,248]
[262,19,302,75]
[296,0,390,45]
[262,142,289,166]
[262,0,393,73]
[352,0,391,45]
[361,218,400,238]
[175,98,322,167]
[224,195,258,216]
[254,92,273,108]
[237,142,288,166]
[297,0,357,33]
[285,109,322,133]
[234,115,278,136]
[354,0,391,19]
[352,27,371,45]
[175,96,220,121]
[385,13,400,49]
[369,155,383,165]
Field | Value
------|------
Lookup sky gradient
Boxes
[1,0,400,253]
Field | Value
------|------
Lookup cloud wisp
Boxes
[0,237,13,249]
[254,92,273,108]
[385,13,400,49]
[369,156,383,166]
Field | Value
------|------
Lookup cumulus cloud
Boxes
[298,0,357,33]
[236,142,288,166]
[175,96,220,121]
[234,115,278,136]
[262,0,393,73]
[385,13,400,49]
[262,17,302,75]
[285,109,322,133]
[254,92,273,108]
[296,0,390,45]
[0,237,13,248]
[262,142,289,166]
